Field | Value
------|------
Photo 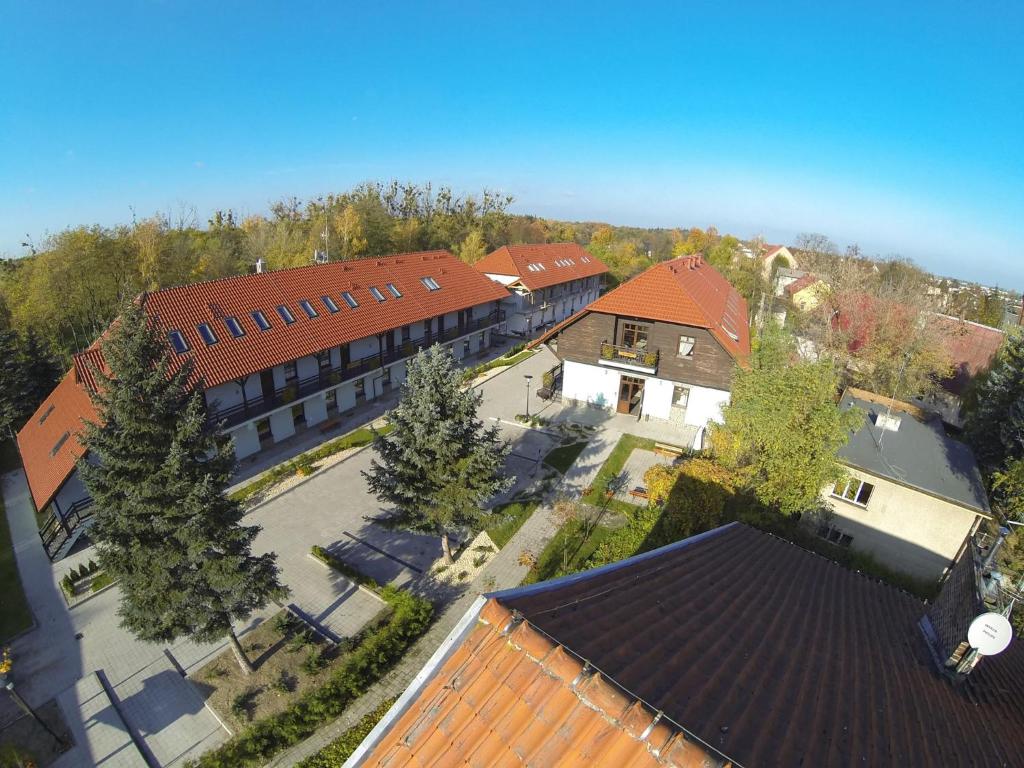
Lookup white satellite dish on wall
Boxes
[967,612,1013,656]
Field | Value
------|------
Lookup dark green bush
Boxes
[297,698,396,768]
[188,583,433,767]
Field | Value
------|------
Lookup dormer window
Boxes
[420,277,441,291]
[299,300,318,318]
[341,291,358,308]
[276,305,296,324]
[251,311,272,331]
[168,330,190,354]
[369,286,386,302]
[322,296,340,313]
[225,316,245,338]
[50,431,70,457]
[197,323,219,345]
[386,283,402,298]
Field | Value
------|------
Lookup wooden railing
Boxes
[599,342,659,371]
[208,311,501,427]
[40,497,94,560]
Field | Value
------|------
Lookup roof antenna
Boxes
[878,352,910,452]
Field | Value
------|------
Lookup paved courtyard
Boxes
[2,344,706,766]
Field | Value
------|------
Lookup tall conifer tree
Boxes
[19,327,62,408]
[79,301,285,673]
[364,345,511,562]
[0,330,29,440]
[965,329,1024,470]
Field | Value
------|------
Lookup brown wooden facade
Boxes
[553,311,737,391]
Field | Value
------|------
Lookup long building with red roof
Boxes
[17,250,509,560]
[472,242,608,336]
[530,255,749,434]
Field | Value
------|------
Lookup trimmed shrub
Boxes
[188,589,433,767]
[297,698,396,768]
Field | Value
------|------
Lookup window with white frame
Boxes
[672,385,690,408]
[678,335,696,357]
[832,477,874,507]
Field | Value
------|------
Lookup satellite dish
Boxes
[967,612,1013,656]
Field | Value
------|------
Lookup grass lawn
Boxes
[484,500,540,549]
[581,434,656,506]
[193,609,387,734]
[523,519,617,585]
[463,348,536,383]
[542,441,588,474]
[0,495,33,642]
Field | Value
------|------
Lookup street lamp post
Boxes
[524,374,533,419]
[1,677,69,751]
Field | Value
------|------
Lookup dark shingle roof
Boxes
[498,523,1024,767]
[837,390,990,513]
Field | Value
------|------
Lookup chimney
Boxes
[255,257,266,274]
[874,412,902,432]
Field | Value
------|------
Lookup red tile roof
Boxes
[16,370,96,510]
[474,243,609,292]
[929,314,1005,396]
[533,256,750,364]
[16,251,508,510]
[784,273,821,296]
[355,599,727,767]
[761,244,785,261]
[142,251,508,389]
[498,523,1024,767]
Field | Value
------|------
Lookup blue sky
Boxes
[2,1,1021,285]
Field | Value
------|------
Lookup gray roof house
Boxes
[821,388,991,583]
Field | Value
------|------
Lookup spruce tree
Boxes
[364,345,511,562]
[19,327,62,409]
[79,301,285,673]
[0,329,30,440]
[964,329,1024,470]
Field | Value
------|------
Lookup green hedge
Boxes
[461,348,535,383]
[188,588,432,767]
[297,697,396,768]
[230,423,392,504]
[310,546,381,594]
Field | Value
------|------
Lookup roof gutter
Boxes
[343,594,489,768]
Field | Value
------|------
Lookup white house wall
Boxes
[683,385,730,427]
[640,377,674,420]
[206,375,263,413]
[296,355,319,380]
[230,423,262,459]
[562,361,619,410]
[822,467,983,582]
[350,336,379,360]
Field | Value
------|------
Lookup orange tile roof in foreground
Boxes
[357,598,727,767]
[357,523,1024,767]
[533,256,750,364]
[474,243,609,292]
[16,370,97,510]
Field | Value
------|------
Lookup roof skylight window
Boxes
[51,431,70,457]
[225,316,245,338]
[299,299,319,318]
[581,256,591,263]
[276,305,296,324]
[197,323,219,346]
[420,277,441,291]
[168,330,190,354]
[341,291,359,308]
[369,286,386,302]
[386,283,402,298]
[251,311,272,331]
[322,296,340,313]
